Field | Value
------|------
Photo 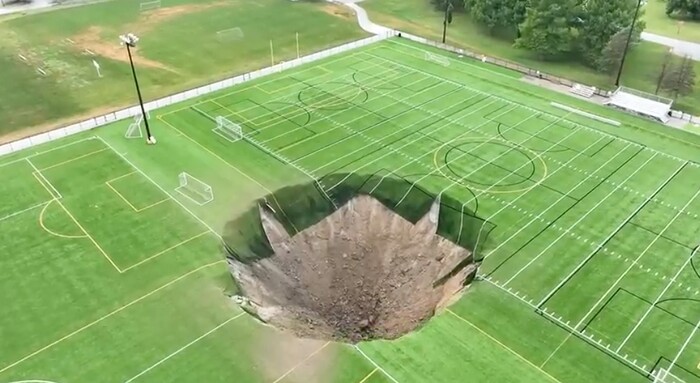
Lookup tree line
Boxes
[432,0,695,98]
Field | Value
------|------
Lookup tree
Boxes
[661,55,697,99]
[515,0,583,59]
[655,50,675,94]
[597,27,635,74]
[578,0,645,67]
[666,0,700,20]
[431,0,466,12]
[466,0,528,34]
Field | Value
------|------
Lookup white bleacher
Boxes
[570,83,596,98]
[605,86,673,123]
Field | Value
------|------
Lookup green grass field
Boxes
[2,38,700,383]
[644,0,700,43]
[0,0,366,139]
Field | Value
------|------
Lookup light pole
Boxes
[120,33,155,144]
[442,0,453,44]
[615,0,643,87]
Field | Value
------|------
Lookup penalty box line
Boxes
[0,260,226,375]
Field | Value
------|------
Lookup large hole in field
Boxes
[223,173,495,343]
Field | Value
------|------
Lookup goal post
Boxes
[216,27,244,42]
[125,113,147,139]
[139,0,161,12]
[176,172,214,206]
[425,52,450,67]
[213,116,244,142]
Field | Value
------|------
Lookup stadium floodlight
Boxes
[615,0,643,87]
[120,33,156,145]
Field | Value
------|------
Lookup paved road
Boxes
[0,0,55,15]
[641,32,700,60]
[333,0,392,35]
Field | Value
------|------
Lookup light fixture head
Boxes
[119,33,140,47]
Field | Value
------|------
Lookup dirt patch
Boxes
[229,195,476,343]
[137,1,227,28]
[321,3,355,20]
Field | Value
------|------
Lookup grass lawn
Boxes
[2,37,700,383]
[362,0,700,115]
[0,0,367,141]
[644,0,700,43]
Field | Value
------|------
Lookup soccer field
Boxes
[2,38,700,383]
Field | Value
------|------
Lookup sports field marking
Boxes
[503,153,661,288]
[358,368,379,383]
[27,158,121,272]
[540,332,574,368]
[105,172,169,213]
[663,314,700,383]
[0,201,50,224]
[96,136,221,237]
[353,345,401,383]
[120,231,211,273]
[271,341,331,383]
[123,312,245,383]
[31,168,61,200]
[615,216,700,352]
[38,200,86,239]
[35,148,109,172]
[0,136,97,171]
[478,142,633,263]
[445,309,562,383]
[0,260,226,374]
[564,162,690,326]
[210,99,256,127]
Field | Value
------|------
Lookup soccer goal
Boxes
[652,368,686,383]
[213,116,244,142]
[216,27,244,42]
[176,172,214,205]
[425,52,450,67]
[124,112,150,139]
[139,0,161,12]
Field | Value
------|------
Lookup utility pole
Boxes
[442,0,453,44]
[120,33,155,144]
[615,0,643,87]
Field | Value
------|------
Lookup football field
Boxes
[2,38,700,383]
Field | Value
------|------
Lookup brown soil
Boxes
[321,3,355,20]
[229,195,476,343]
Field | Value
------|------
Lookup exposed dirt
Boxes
[252,328,334,382]
[229,195,476,343]
[321,3,355,20]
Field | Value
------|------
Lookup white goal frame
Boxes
[175,172,213,206]
[139,0,161,12]
[124,112,151,139]
[213,116,244,142]
[216,27,244,42]
[425,52,450,67]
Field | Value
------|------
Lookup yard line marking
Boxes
[474,138,622,261]
[123,312,245,383]
[120,231,211,273]
[28,158,122,272]
[569,164,689,327]
[353,345,401,383]
[0,136,98,170]
[38,200,86,239]
[0,260,225,374]
[504,153,660,288]
[661,314,700,383]
[540,332,573,368]
[446,309,563,383]
[358,368,379,383]
[0,201,51,224]
[35,147,109,171]
[96,136,222,237]
[615,219,700,352]
[272,342,331,383]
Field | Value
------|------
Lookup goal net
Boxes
[605,86,673,123]
[425,52,450,67]
[652,368,686,383]
[125,113,147,139]
[216,27,244,42]
[139,0,161,12]
[176,172,213,205]
[213,116,243,142]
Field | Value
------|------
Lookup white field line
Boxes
[353,345,401,383]
[123,313,244,383]
[503,153,660,287]
[372,45,692,166]
[327,103,518,192]
[0,201,51,224]
[271,342,331,383]
[476,142,632,262]
[661,309,700,383]
[311,95,493,174]
[280,74,460,156]
[615,204,700,352]
[26,159,62,199]
[96,136,221,238]
[397,111,572,208]
[566,162,690,326]
[0,136,98,171]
